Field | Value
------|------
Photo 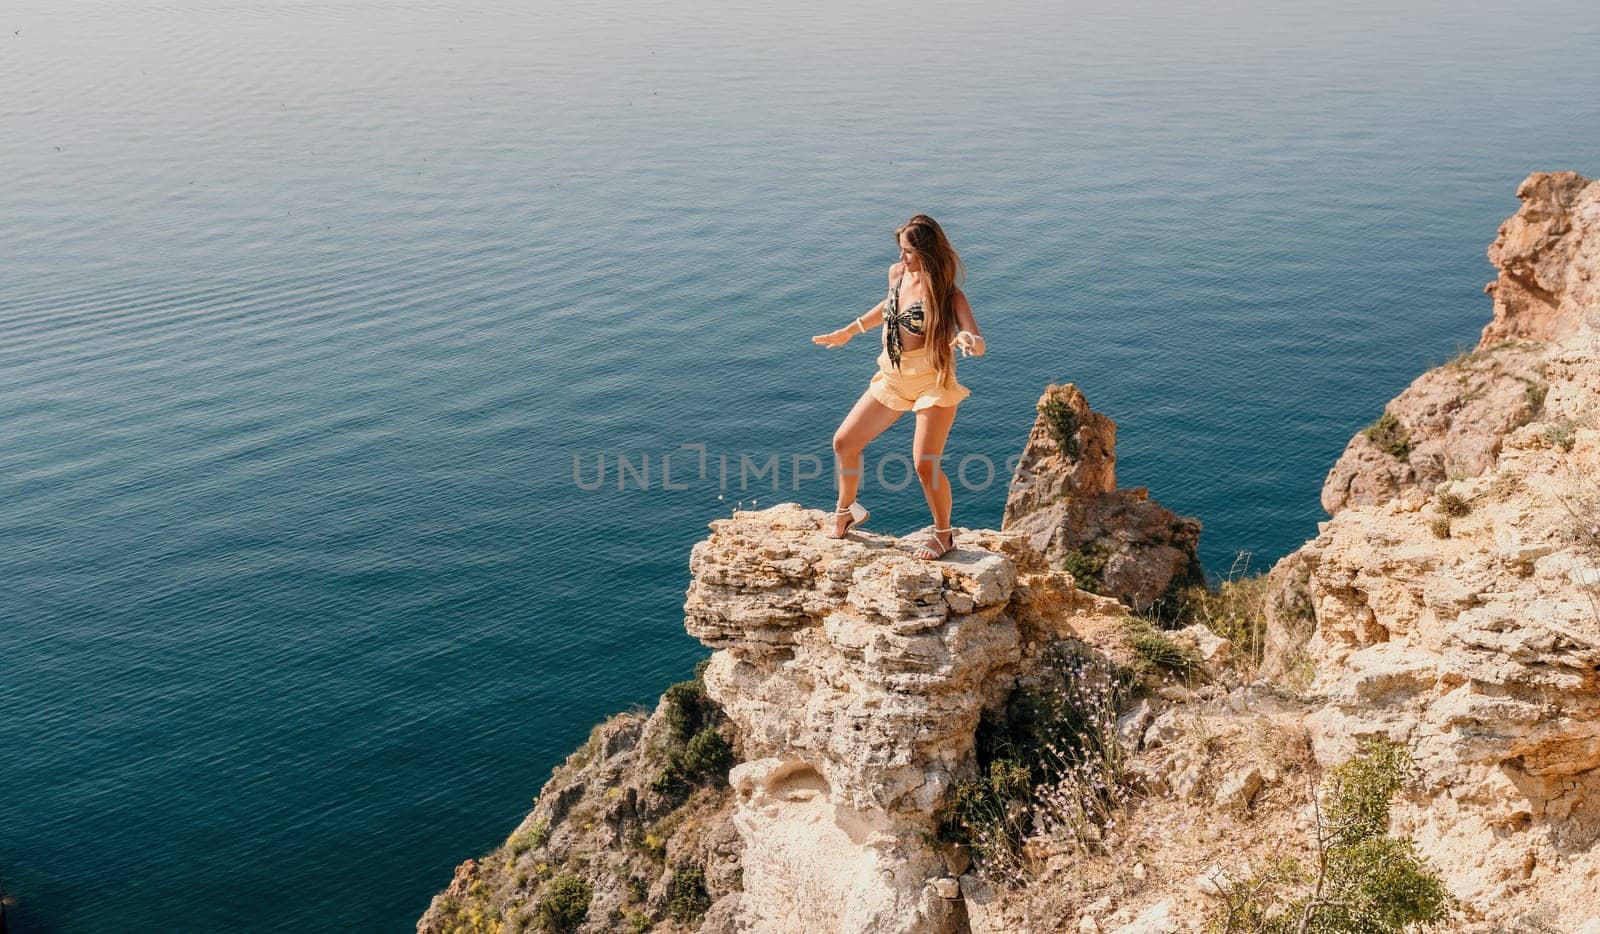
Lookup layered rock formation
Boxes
[1298,343,1600,915]
[1001,383,1205,613]
[1282,171,1600,919]
[1480,171,1600,348]
[1322,171,1600,515]
[683,505,1132,933]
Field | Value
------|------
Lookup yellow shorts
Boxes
[867,345,971,412]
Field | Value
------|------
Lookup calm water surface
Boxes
[2,0,1598,929]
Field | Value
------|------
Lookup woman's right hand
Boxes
[811,328,852,348]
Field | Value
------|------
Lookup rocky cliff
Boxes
[1272,171,1600,921]
[421,170,1600,934]
[683,505,1135,932]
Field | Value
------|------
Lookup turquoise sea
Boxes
[2,0,1597,929]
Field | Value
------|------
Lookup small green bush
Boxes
[940,756,1033,867]
[1429,516,1452,539]
[1363,411,1411,460]
[626,909,654,933]
[508,819,550,857]
[681,726,734,784]
[1040,394,1082,456]
[1151,574,1269,670]
[1123,617,1199,677]
[939,644,1134,877]
[1524,381,1548,415]
[649,766,688,799]
[1543,417,1578,451]
[628,824,667,863]
[535,872,592,933]
[1060,548,1106,594]
[664,679,713,745]
[1205,738,1451,933]
[666,865,712,924]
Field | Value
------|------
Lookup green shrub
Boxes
[1205,738,1451,933]
[1524,381,1548,415]
[508,819,550,857]
[1429,516,1451,539]
[1363,411,1411,460]
[626,910,653,933]
[664,679,714,745]
[1543,417,1579,451]
[1151,573,1269,669]
[535,872,592,933]
[1040,394,1082,456]
[940,756,1034,869]
[627,824,667,863]
[1123,617,1199,677]
[666,865,712,924]
[681,726,734,784]
[1060,547,1106,594]
[938,644,1134,878]
[649,765,688,800]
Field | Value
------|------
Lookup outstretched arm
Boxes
[812,298,885,348]
[950,289,986,356]
[811,264,897,348]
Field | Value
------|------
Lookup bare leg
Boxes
[912,403,959,553]
[829,388,904,536]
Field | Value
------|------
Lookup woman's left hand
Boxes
[951,331,985,357]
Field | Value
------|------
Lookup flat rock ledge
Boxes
[683,502,1126,933]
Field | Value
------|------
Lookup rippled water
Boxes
[2,0,1597,929]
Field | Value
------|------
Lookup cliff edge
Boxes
[421,170,1600,934]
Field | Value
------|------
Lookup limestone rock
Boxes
[1111,899,1179,934]
[1175,624,1230,667]
[1213,766,1264,812]
[1481,171,1600,348]
[1195,865,1233,898]
[1002,383,1205,612]
[1322,171,1600,516]
[1294,322,1600,919]
[1259,547,1317,682]
[1319,338,1550,514]
[683,503,1131,933]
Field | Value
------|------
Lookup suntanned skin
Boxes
[809,230,986,555]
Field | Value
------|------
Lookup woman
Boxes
[810,215,987,560]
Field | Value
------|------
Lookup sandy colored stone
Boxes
[683,503,1131,933]
[1001,383,1204,612]
[1481,171,1600,348]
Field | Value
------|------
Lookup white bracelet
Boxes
[852,317,866,334]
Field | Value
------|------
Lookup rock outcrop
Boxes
[1001,383,1205,613]
[1318,338,1550,514]
[1279,170,1600,921]
[1322,171,1599,515]
[1480,171,1600,348]
[1299,349,1600,914]
[682,504,1132,933]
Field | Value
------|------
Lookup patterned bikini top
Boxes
[883,273,926,370]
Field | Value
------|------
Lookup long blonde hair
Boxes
[896,214,967,388]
